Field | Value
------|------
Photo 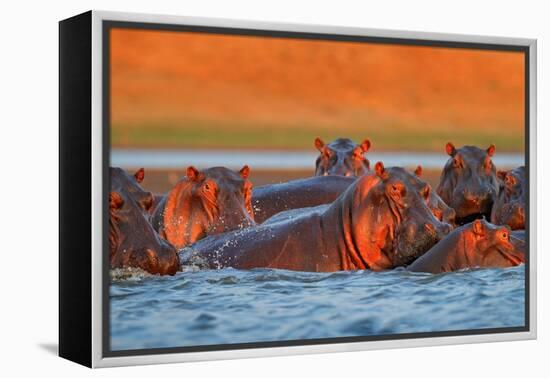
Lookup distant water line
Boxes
[111,149,525,170]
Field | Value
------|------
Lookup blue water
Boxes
[111,148,524,171]
[110,265,525,351]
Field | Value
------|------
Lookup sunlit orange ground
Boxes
[110,28,525,151]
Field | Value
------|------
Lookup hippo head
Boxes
[413,166,456,226]
[110,167,154,214]
[159,166,255,249]
[351,162,452,269]
[188,165,255,234]
[377,164,453,266]
[314,137,371,177]
[460,219,524,267]
[109,190,179,275]
[491,166,525,230]
[436,143,499,224]
[407,218,524,273]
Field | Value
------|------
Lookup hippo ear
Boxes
[374,161,386,178]
[487,144,496,157]
[360,139,371,153]
[445,142,457,157]
[239,165,250,179]
[109,191,124,210]
[414,165,422,177]
[186,166,200,182]
[134,168,145,183]
[314,137,325,152]
[472,219,486,236]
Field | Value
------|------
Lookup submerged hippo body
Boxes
[252,176,355,223]
[183,163,451,272]
[111,167,154,215]
[152,166,255,249]
[437,143,499,225]
[314,137,371,177]
[407,219,525,274]
[491,166,526,230]
[109,190,179,275]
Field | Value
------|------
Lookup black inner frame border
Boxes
[102,20,531,358]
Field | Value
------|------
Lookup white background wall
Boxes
[0,0,547,376]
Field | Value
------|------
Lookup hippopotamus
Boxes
[407,219,525,274]
[152,166,255,249]
[111,167,154,214]
[491,166,526,230]
[109,190,179,275]
[182,162,451,272]
[436,143,499,224]
[252,175,356,223]
[314,137,371,176]
[412,166,456,226]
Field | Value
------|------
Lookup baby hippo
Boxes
[408,219,525,274]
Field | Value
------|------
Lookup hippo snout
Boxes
[150,243,180,275]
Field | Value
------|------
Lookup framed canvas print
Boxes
[59,10,537,368]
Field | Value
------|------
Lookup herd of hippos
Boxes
[110,137,526,277]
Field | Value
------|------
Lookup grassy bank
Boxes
[111,120,525,152]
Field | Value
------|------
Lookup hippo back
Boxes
[252,175,355,223]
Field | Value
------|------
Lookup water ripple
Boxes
[110,265,526,351]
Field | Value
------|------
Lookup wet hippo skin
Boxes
[251,175,355,223]
[183,163,451,272]
[152,166,255,249]
[109,189,180,275]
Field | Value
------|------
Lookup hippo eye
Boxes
[203,182,215,193]
[391,184,404,197]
